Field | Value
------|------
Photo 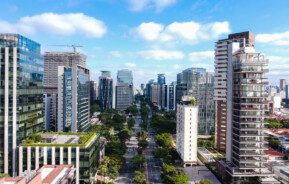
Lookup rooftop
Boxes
[265,148,285,157]
[21,132,98,147]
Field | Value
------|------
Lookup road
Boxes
[115,115,141,184]
[146,127,162,184]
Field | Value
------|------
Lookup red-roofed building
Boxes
[266,148,285,161]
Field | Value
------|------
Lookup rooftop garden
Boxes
[21,132,97,147]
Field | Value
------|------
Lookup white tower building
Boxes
[176,96,198,167]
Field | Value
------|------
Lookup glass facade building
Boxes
[0,34,44,175]
[116,69,133,111]
[58,65,90,132]
[99,71,113,111]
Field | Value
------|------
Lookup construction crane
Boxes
[47,44,83,52]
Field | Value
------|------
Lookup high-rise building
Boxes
[0,34,44,175]
[280,79,286,91]
[99,71,113,111]
[167,82,176,111]
[176,96,198,167]
[157,73,166,85]
[90,81,98,102]
[223,40,274,183]
[116,69,133,111]
[214,32,255,152]
[44,52,86,131]
[145,79,154,99]
[176,68,214,135]
[150,83,161,107]
[58,65,90,132]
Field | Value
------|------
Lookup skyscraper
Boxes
[167,82,176,111]
[157,73,166,85]
[176,96,198,167]
[280,79,286,91]
[99,71,113,111]
[214,32,255,152]
[57,65,90,132]
[44,52,86,131]
[176,68,215,135]
[90,81,98,102]
[115,69,133,111]
[0,34,44,175]
[223,38,274,183]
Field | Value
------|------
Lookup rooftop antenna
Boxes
[47,44,83,52]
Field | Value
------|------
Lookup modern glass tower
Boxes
[99,71,113,111]
[57,65,90,132]
[0,34,44,175]
[116,69,134,111]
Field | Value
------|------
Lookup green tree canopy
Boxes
[133,171,147,184]
[131,155,146,169]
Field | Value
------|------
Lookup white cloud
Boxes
[188,51,214,61]
[0,13,107,38]
[124,62,137,67]
[127,0,176,12]
[173,64,181,70]
[256,31,289,46]
[107,51,123,59]
[137,49,184,60]
[133,20,230,44]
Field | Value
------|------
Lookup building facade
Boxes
[167,82,176,111]
[90,81,98,102]
[0,34,44,175]
[176,68,215,135]
[176,96,198,167]
[99,71,113,111]
[57,65,90,132]
[44,52,86,131]
[115,69,133,111]
[214,32,255,152]
[19,133,105,184]
[225,40,274,182]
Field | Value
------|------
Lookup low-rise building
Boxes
[19,132,105,184]
[0,165,76,184]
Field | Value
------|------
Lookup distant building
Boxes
[167,82,176,111]
[116,69,133,111]
[19,132,106,184]
[280,79,287,91]
[176,68,215,135]
[150,83,161,107]
[90,81,98,102]
[157,73,166,85]
[44,94,53,131]
[57,65,90,132]
[0,34,44,175]
[176,96,198,167]
[44,51,86,131]
[0,165,76,184]
[99,71,113,111]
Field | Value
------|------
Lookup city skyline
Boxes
[0,0,289,85]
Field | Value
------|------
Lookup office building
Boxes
[44,52,86,131]
[167,82,176,111]
[214,31,255,152]
[224,37,275,182]
[176,68,215,135]
[99,71,113,111]
[0,34,44,175]
[115,69,133,111]
[157,73,166,85]
[280,79,286,91]
[145,79,154,98]
[90,81,98,102]
[150,83,161,107]
[19,132,106,184]
[176,96,198,167]
[44,94,53,131]
[57,65,90,132]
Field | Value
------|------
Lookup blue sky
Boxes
[1,0,289,86]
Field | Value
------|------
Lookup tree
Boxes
[118,129,132,142]
[128,119,136,129]
[138,139,149,150]
[197,179,213,184]
[154,147,172,163]
[133,171,147,184]
[105,139,126,156]
[161,164,182,184]
[268,136,281,150]
[137,130,148,140]
[155,133,173,148]
[131,155,146,169]
[126,105,139,116]
[98,157,110,183]
[171,174,189,184]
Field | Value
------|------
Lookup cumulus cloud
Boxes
[133,21,230,44]
[124,62,137,67]
[188,51,214,61]
[256,31,289,46]
[127,0,176,12]
[137,49,184,60]
[0,13,107,38]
